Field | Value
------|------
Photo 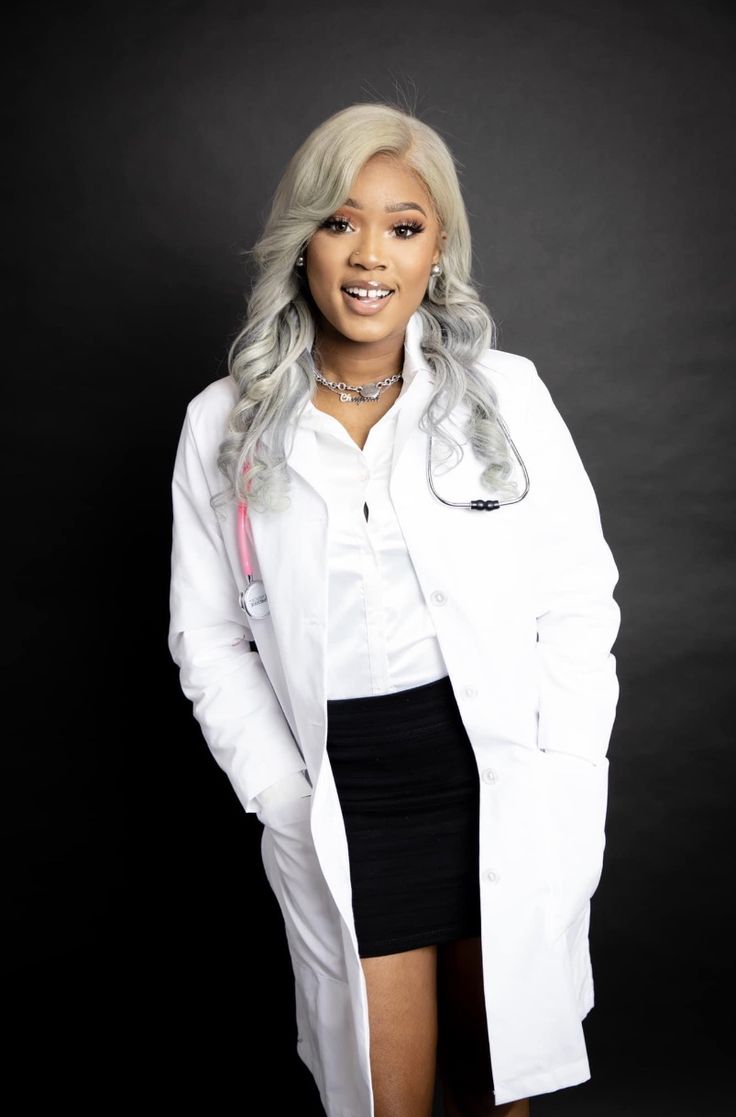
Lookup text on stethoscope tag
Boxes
[239,580,270,619]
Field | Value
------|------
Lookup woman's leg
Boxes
[360,944,439,1117]
[437,936,530,1117]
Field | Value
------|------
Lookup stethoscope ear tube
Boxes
[426,412,530,509]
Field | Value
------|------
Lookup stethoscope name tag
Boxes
[239,578,270,619]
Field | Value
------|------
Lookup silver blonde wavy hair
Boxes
[212,100,519,515]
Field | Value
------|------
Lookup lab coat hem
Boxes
[294,1034,367,1117]
[493,1055,591,1106]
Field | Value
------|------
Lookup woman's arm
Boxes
[525,364,622,767]
[168,407,311,815]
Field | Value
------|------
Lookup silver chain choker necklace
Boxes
[314,369,403,404]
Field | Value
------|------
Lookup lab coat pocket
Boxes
[538,750,610,943]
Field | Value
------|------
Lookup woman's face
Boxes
[303,153,447,346]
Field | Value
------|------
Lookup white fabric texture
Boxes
[300,384,449,700]
[256,349,449,807]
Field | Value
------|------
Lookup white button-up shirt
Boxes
[300,383,449,702]
[257,320,449,805]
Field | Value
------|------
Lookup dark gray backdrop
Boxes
[6,1,733,1113]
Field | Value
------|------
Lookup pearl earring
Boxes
[431,262,442,276]
[296,255,304,267]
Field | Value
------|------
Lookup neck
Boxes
[311,316,405,386]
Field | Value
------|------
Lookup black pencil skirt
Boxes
[325,674,482,959]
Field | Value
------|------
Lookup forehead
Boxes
[346,155,435,212]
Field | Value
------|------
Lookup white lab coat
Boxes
[168,310,621,1113]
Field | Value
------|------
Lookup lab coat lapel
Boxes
[389,372,534,742]
[273,422,325,504]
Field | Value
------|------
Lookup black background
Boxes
[6,1,733,1112]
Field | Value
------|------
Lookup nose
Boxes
[350,227,387,269]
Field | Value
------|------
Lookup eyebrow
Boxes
[343,196,428,218]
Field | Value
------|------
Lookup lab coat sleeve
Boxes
[168,407,311,815]
[525,364,622,767]
[256,768,313,805]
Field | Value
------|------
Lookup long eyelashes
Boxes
[320,215,425,238]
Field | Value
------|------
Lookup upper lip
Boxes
[341,280,395,293]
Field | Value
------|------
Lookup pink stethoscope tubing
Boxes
[236,462,270,618]
[236,495,252,578]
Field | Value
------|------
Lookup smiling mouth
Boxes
[341,286,395,300]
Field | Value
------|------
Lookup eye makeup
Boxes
[320,215,425,238]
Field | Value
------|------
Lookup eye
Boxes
[392,220,425,239]
[320,215,353,233]
[319,215,426,238]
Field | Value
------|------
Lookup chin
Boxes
[327,308,395,339]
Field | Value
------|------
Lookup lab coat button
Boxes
[482,768,497,784]
[485,870,500,884]
[430,590,447,606]
[464,685,477,698]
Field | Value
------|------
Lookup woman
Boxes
[168,102,621,1117]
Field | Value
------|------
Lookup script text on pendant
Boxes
[240,581,270,619]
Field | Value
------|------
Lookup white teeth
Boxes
[344,286,392,299]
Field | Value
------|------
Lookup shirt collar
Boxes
[297,308,428,430]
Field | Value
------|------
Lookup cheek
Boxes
[307,239,341,279]
[401,255,433,291]
[402,238,437,274]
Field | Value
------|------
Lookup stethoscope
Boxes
[236,413,530,619]
[237,463,271,619]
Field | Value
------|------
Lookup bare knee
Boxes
[361,944,438,1117]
